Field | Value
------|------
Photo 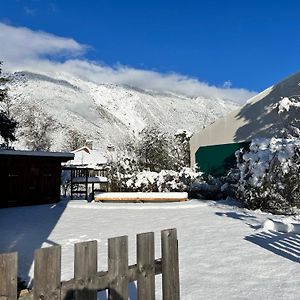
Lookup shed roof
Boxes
[67,146,107,167]
[0,149,74,161]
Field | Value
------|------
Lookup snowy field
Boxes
[0,199,300,299]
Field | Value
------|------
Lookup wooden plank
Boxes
[161,229,180,300]
[74,241,98,300]
[33,246,61,300]
[108,236,129,300]
[137,232,155,300]
[61,259,162,298]
[0,252,17,300]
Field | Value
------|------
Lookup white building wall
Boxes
[190,71,300,165]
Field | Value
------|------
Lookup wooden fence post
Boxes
[108,236,129,300]
[0,228,179,300]
[137,232,155,300]
[0,252,17,300]
[74,240,98,300]
[34,246,61,300]
[161,229,180,300]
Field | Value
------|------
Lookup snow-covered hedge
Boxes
[106,155,203,193]
[125,167,203,192]
[106,127,199,193]
[236,137,300,214]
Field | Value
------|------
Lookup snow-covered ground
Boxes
[0,199,299,299]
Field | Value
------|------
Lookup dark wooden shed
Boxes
[0,150,74,207]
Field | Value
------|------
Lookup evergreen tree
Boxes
[135,127,172,172]
[0,62,17,147]
[173,129,192,169]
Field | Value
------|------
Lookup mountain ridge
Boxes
[7,71,240,152]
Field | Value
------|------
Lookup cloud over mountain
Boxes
[0,22,256,102]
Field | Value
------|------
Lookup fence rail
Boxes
[0,228,180,300]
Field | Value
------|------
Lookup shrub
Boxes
[106,151,139,192]
[106,127,198,192]
[236,137,300,214]
[124,167,203,193]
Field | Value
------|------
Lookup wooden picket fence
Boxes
[0,228,179,300]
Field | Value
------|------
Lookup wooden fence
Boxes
[0,228,179,300]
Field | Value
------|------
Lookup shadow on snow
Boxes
[215,210,300,263]
[245,231,300,264]
[0,201,68,285]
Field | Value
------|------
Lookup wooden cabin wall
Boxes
[0,156,62,207]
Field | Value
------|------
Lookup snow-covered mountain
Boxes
[8,71,239,151]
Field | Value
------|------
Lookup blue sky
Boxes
[1,0,300,93]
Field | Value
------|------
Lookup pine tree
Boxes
[0,62,17,147]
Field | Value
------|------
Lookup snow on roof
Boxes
[0,149,74,159]
[67,146,107,167]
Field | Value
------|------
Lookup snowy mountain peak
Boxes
[8,71,239,151]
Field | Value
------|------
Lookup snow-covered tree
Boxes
[133,127,192,172]
[274,96,300,137]
[0,62,17,147]
[135,127,173,172]
[105,127,201,192]
[63,129,86,151]
[21,106,56,151]
[172,129,193,170]
[236,137,300,214]
[106,150,139,192]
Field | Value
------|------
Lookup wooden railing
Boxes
[0,228,180,300]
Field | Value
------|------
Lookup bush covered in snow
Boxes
[273,96,300,138]
[125,167,203,192]
[106,127,199,192]
[236,137,300,214]
[106,150,203,192]
[106,151,139,192]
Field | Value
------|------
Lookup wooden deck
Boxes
[94,192,188,203]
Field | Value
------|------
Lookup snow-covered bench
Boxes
[94,192,188,202]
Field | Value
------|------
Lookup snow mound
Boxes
[263,219,300,233]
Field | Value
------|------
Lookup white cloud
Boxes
[0,23,85,64]
[0,22,256,103]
